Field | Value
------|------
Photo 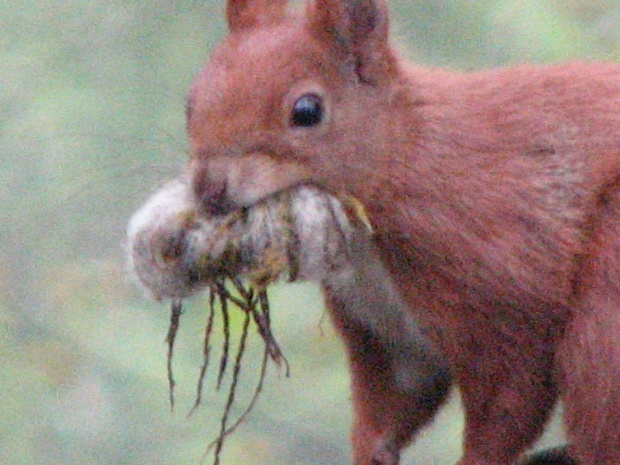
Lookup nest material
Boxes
[127,181,371,300]
[127,181,371,464]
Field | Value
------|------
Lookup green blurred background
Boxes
[2,1,619,464]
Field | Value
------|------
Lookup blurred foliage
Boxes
[1,0,618,464]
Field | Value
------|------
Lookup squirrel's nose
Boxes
[190,160,236,217]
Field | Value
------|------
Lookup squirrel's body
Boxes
[179,1,620,464]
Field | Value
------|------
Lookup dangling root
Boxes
[210,345,269,449]
[165,300,183,411]
[208,301,251,465]
[216,281,231,390]
[230,277,290,375]
[164,278,288,465]
[188,290,217,417]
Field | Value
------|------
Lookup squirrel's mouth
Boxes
[189,153,317,217]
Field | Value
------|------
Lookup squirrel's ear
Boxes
[227,0,287,33]
[307,0,394,84]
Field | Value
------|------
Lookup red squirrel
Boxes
[181,0,620,464]
[128,169,567,465]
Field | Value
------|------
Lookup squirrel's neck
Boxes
[351,65,585,307]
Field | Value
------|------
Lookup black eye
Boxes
[291,93,324,127]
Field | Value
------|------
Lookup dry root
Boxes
[165,278,288,465]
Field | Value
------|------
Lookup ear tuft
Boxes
[227,0,288,33]
[307,0,393,84]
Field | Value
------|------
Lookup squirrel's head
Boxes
[187,0,403,215]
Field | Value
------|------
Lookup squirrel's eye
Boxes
[291,93,324,127]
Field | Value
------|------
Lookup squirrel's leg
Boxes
[557,185,620,465]
[454,314,559,465]
[326,291,451,465]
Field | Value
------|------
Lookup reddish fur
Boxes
[185,1,620,463]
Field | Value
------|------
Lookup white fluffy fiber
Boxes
[126,178,359,300]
